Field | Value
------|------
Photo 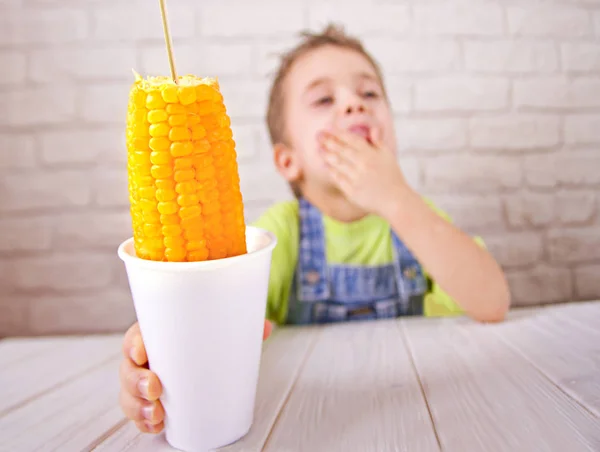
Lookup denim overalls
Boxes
[286,198,428,325]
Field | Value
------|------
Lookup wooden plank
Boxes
[0,334,123,416]
[0,356,125,452]
[263,320,440,452]
[0,336,80,368]
[93,325,319,452]
[493,302,600,418]
[402,312,600,452]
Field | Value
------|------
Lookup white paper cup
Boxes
[118,226,277,452]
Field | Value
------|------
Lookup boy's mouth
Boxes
[348,124,373,144]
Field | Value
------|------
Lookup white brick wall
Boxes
[1,0,599,336]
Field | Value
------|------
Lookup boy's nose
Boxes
[345,103,365,114]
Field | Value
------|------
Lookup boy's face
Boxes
[275,44,397,195]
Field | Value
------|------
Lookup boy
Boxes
[118,24,511,434]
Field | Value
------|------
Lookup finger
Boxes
[323,150,357,180]
[119,356,163,401]
[263,319,273,340]
[329,129,374,153]
[135,420,165,435]
[119,388,165,424]
[122,322,148,366]
[327,162,354,194]
[320,135,358,166]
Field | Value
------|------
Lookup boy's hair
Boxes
[266,23,387,147]
[265,23,388,197]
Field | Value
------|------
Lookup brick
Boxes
[309,3,409,35]
[29,47,136,83]
[557,150,600,186]
[484,232,543,268]
[524,154,556,188]
[423,156,522,193]
[366,39,461,74]
[139,43,253,78]
[508,5,592,37]
[80,83,130,124]
[0,9,87,45]
[415,77,509,112]
[0,294,28,338]
[425,195,504,231]
[54,212,131,250]
[0,134,36,169]
[29,288,135,335]
[12,253,114,291]
[464,41,558,73]
[239,162,294,202]
[94,169,129,207]
[0,171,91,213]
[0,87,77,126]
[548,227,600,263]
[395,118,467,152]
[230,119,259,161]
[93,3,194,41]
[565,115,600,145]
[504,193,555,227]
[254,38,304,77]
[40,128,126,165]
[470,115,560,151]
[557,191,596,225]
[575,264,600,300]
[413,2,504,36]
[384,77,411,114]
[217,78,270,119]
[562,43,600,72]
[0,217,52,252]
[514,77,600,109]
[507,266,572,306]
[397,157,421,191]
[199,2,305,38]
[0,51,26,85]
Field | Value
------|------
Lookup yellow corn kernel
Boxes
[158,201,178,215]
[166,103,186,115]
[175,169,195,183]
[156,188,177,202]
[177,194,198,207]
[169,114,187,126]
[163,224,183,237]
[151,165,173,179]
[156,179,176,191]
[162,86,179,103]
[150,123,170,138]
[171,142,193,157]
[180,205,202,219]
[150,151,172,165]
[164,236,185,249]
[174,157,193,170]
[149,137,171,152]
[192,125,206,140]
[143,224,162,237]
[148,110,168,124]
[160,214,180,225]
[165,248,186,262]
[146,92,166,110]
[176,181,196,194]
[169,127,191,142]
[178,86,197,105]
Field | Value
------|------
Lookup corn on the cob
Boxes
[126,74,247,262]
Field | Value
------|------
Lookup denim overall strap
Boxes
[391,232,427,316]
[295,198,330,302]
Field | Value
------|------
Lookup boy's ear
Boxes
[273,142,302,183]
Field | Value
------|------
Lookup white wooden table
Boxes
[1,301,600,452]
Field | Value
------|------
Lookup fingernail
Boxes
[138,377,149,399]
[144,420,159,432]
[142,403,155,421]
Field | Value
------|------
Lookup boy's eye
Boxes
[314,96,333,106]
[363,90,379,98]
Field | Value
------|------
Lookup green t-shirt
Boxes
[251,199,480,325]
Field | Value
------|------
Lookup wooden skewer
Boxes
[159,0,179,85]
